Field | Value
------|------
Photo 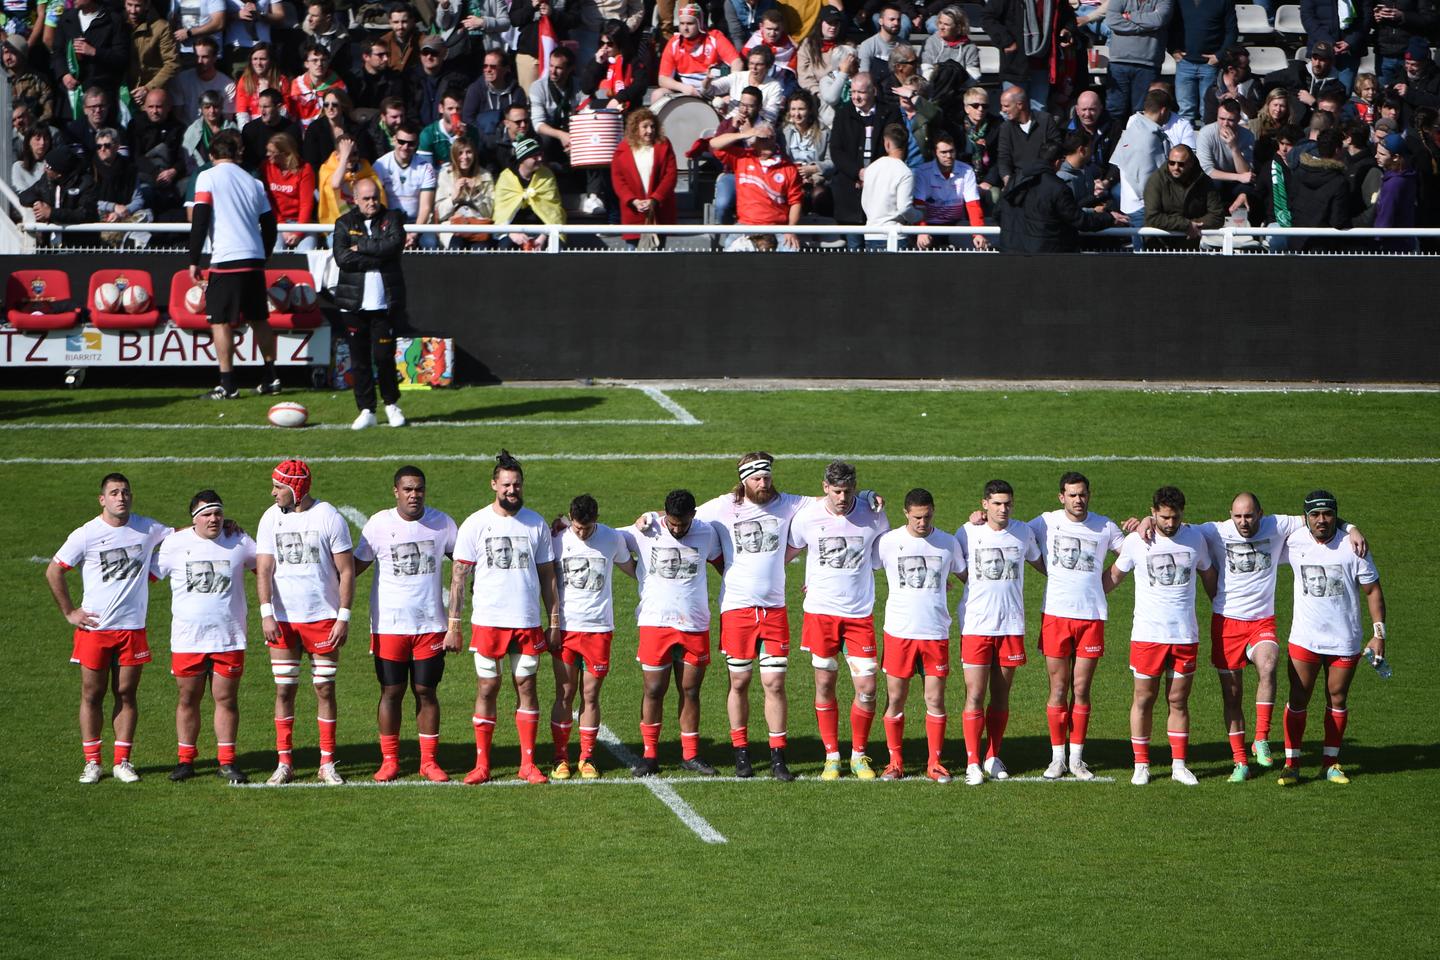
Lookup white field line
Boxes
[337,505,368,527]
[595,722,727,844]
[634,385,701,424]
[5,454,1438,466]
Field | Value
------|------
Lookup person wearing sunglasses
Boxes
[1141,143,1223,246]
[373,119,439,248]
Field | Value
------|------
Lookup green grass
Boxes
[2,384,1438,959]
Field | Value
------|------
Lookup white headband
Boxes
[191,501,223,518]
[738,459,772,481]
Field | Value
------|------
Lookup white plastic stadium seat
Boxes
[1246,45,1291,74]
[1235,4,1273,36]
[1273,4,1305,36]
[1295,45,1307,60]
[1161,51,1176,75]
[978,44,1000,76]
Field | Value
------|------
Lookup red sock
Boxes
[515,709,539,768]
[274,715,294,766]
[1283,706,1307,766]
[640,721,661,759]
[217,741,236,766]
[962,709,985,766]
[1322,708,1348,769]
[1167,730,1188,763]
[317,717,336,762]
[850,702,875,754]
[1228,731,1247,764]
[768,730,787,749]
[83,739,102,765]
[419,733,439,767]
[680,730,699,761]
[473,714,496,766]
[551,720,573,763]
[578,726,598,761]
[984,708,1009,760]
[178,742,198,764]
[379,733,400,762]
[884,713,905,766]
[1070,704,1091,746]
[1255,701,1274,741]
[925,712,946,767]
[1131,736,1150,764]
[113,740,132,765]
[1046,705,1067,747]
[730,727,749,749]
[815,701,840,755]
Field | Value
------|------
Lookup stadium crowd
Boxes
[46,454,1386,791]
[6,0,1439,250]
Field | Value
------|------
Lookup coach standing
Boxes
[331,179,408,430]
[188,130,280,401]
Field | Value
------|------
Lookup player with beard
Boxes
[355,466,458,782]
[446,451,560,785]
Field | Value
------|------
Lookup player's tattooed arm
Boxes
[444,560,474,652]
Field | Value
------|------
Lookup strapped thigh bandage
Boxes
[311,657,338,685]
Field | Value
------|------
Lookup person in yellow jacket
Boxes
[493,137,567,249]
[318,133,388,228]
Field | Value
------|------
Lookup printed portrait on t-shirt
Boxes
[100,545,143,583]
[896,554,942,590]
[483,536,531,570]
[185,559,232,593]
[1052,534,1096,572]
[1225,541,1273,574]
[391,540,436,577]
[652,545,700,581]
[734,516,781,554]
[562,556,606,592]
[1301,564,1345,598]
[818,536,867,570]
[974,546,1020,581]
[1146,551,1192,587]
[276,531,322,565]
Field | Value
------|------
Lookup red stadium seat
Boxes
[264,269,324,330]
[6,269,81,330]
[86,269,161,330]
[168,268,211,330]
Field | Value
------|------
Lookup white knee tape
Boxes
[473,652,500,679]
[856,690,876,706]
[726,656,755,674]
[311,657,338,685]
[811,654,839,671]
[847,655,878,678]
[758,653,788,673]
[271,660,301,686]
[510,652,540,678]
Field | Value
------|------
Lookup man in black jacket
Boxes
[998,142,1127,251]
[19,147,98,247]
[332,179,408,430]
[128,89,188,219]
[1289,128,1351,248]
[830,72,902,247]
[241,89,303,171]
[51,0,130,119]
[996,86,1062,187]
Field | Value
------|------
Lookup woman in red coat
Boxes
[610,107,678,248]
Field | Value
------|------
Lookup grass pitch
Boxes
[2,383,1437,959]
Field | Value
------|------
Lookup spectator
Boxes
[52,0,130,119]
[365,95,407,158]
[128,88,188,217]
[319,132,386,224]
[705,84,762,225]
[1075,0,1112,41]
[921,6,980,83]
[220,0,289,74]
[1249,85,1293,139]
[91,127,152,246]
[995,85,1062,186]
[349,34,407,110]
[707,119,802,249]
[1142,143,1223,244]
[796,5,845,98]
[435,134,495,247]
[1203,46,1261,123]
[1067,89,1122,193]
[418,89,469,165]
[436,0,514,57]
[1342,119,1382,221]
[1373,0,1438,85]
[780,89,833,214]
[1056,128,1103,206]
[407,34,468,126]
[1249,125,1298,243]
[234,41,288,124]
[1373,131,1419,249]
[262,131,318,250]
[860,122,914,246]
[1302,0,1373,92]
[1170,0,1235,126]
[381,4,421,74]
[288,40,346,130]
[960,84,1001,188]
[1151,79,1197,147]
[722,0,775,53]
[1290,128,1351,246]
[858,2,904,88]
[170,36,238,124]
[530,44,582,162]
[884,41,924,104]
[480,101,532,173]
[831,72,901,242]
[65,86,126,160]
[242,86,302,168]
[818,43,858,126]
[611,106,678,247]
[578,20,653,115]
[463,48,529,137]
[5,34,56,128]
[303,88,370,171]
[183,89,239,170]
[373,119,439,247]
[170,0,227,61]
[705,41,785,124]
[1350,71,1381,124]
[508,0,558,92]
[1103,0,1172,117]
[1262,40,1347,125]
[742,8,796,76]
[1289,108,1333,168]
[998,140,1126,250]
[656,3,743,100]
[1195,96,1255,205]
[984,0,1079,113]
[1112,87,1171,236]
[1394,38,1440,121]
[125,0,180,111]
[893,74,940,168]
[913,129,988,249]
[493,135,566,248]
[11,123,52,194]
[19,147,98,245]
[1407,108,1440,233]
[300,0,352,74]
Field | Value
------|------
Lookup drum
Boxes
[653,94,721,162]
[568,110,624,167]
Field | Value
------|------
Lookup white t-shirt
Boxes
[372,153,438,220]
[193,162,271,266]
[627,519,722,632]
[153,527,257,652]
[453,505,554,629]
[256,501,353,623]
[55,515,174,631]
[355,507,458,634]
[1283,528,1379,656]
[875,527,966,641]
[1027,510,1125,620]
[1114,526,1212,645]
[554,524,632,633]
[957,521,1041,636]
[788,496,889,618]
[696,491,808,612]
[1200,514,1306,621]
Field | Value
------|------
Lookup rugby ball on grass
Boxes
[184,283,207,314]
[267,401,308,428]
[120,285,151,313]
[93,282,122,313]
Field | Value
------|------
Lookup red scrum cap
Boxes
[272,459,312,502]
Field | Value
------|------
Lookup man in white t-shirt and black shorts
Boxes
[355,465,458,783]
[188,127,280,400]
[153,490,257,784]
[445,451,561,785]
[255,459,356,785]
[47,473,174,784]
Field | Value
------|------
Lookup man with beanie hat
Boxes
[1393,37,1440,113]
[1372,0,1439,85]
[19,147,98,246]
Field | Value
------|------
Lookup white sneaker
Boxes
[580,193,605,215]
[112,760,140,783]
[1042,756,1067,780]
[964,763,984,786]
[317,761,345,785]
[351,409,377,430]
[1171,763,1199,786]
[384,403,407,427]
[266,762,293,786]
[79,761,103,784]
[1070,759,1096,781]
[982,755,1009,780]
[1131,763,1151,786]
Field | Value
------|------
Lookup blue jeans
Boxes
[1107,63,1157,117]
[1124,206,1145,251]
[1333,51,1358,93]
[712,172,735,224]
[1174,60,1218,124]
[274,233,319,253]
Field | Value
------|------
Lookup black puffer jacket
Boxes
[998,161,1114,252]
[1290,153,1351,229]
[330,206,408,314]
[1374,0,1438,57]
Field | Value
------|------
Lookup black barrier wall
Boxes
[4,252,1435,382]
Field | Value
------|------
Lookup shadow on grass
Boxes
[412,395,607,424]
[0,394,190,421]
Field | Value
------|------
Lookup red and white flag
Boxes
[538,13,557,78]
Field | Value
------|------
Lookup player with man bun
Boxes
[255,459,356,785]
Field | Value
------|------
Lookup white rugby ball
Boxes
[93,282,121,313]
[288,283,318,310]
[267,401,308,428]
[121,285,151,314]
[184,283,207,314]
